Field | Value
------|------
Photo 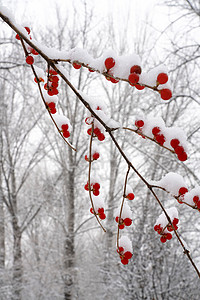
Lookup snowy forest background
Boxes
[0,0,200,299]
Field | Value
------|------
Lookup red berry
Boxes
[193,196,199,204]
[135,84,145,90]
[63,131,70,138]
[179,187,188,195]
[124,251,133,259]
[90,208,94,214]
[160,236,167,243]
[93,127,101,136]
[126,193,134,200]
[124,218,132,226]
[129,73,139,84]
[50,108,56,114]
[115,216,119,223]
[170,139,180,148]
[130,65,142,74]
[135,120,144,128]
[87,128,92,135]
[61,124,69,131]
[93,190,100,196]
[152,127,160,136]
[110,77,119,83]
[166,233,172,240]
[93,152,100,160]
[119,224,125,230]
[93,183,100,190]
[98,208,104,214]
[26,55,34,65]
[155,134,165,145]
[174,146,184,155]
[99,213,106,220]
[24,27,31,34]
[30,48,39,55]
[121,258,129,265]
[105,57,115,70]
[73,62,81,69]
[178,152,187,162]
[117,247,124,254]
[84,183,89,191]
[157,73,168,84]
[173,218,179,225]
[48,102,56,109]
[15,34,21,40]
[88,68,95,72]
[98,133,105,141]
[160,89,172,100]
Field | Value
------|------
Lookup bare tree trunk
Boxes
[63,148,75,300]
[12,214,23,300]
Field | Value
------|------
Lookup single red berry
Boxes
[50,108,56,114]
[84,183,89,191]
[110,77,119,83]
[15,33,21,40]
[166,233,172,240]
[170,139,180,148]
[124,251,133,259]
[93,152,100,160]
[160,89,172,100]
[124,218,132,226]
[105,57,115,70]
[93,183,100,190]
[178,152,187,162]
[179,187,188,195]
[167,224,173,232]
[121,257,129,265]
[88,68,95,72]
[48,102,56,109]
[174,145,184,155]
[73,62,81,69]
[61,124,69,131]
[155,134,165,145]
[93,190,100,196]
[24,27,31,34]
[85,155,89,161]
[49,69,58,75]
[152,127,160,136]
[115,216,119,223]
[90,207,94,214]
[157,73,168,84]
[173,218,179,225]
[26,55,34,65]
[130,65,142,74]
[135,84,145,90]
[126,193,134,200]
[31,48,39,55]
[135,120,144,128]
[129,73,139,84]
[99,213,106,220]
[87,128,92,135]
[160,236,167,243]
[98,208,104,214]
[117,247,124,254]
[52,81,58,88]
[119,224,125,230]
[193,196,199,204]
[63,131,70,138]
[98,133,105,141]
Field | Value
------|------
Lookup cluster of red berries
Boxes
[156,73,172,101]
[128,65,145,90]
[87,126,105,141]
[115,216,132,229]
[152,126,166,146]
[193,195,200,209]
[154,217,179,243]
[104,57,119,83]
[44,69,59,96]
[15,27,38,65]
[84,181,100,196]
[117,247,133,265]
[61,124,70,138]
[134,118,188,161]
[170,138,187,162]
[90,207,106,220]
[85,152,100,162]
